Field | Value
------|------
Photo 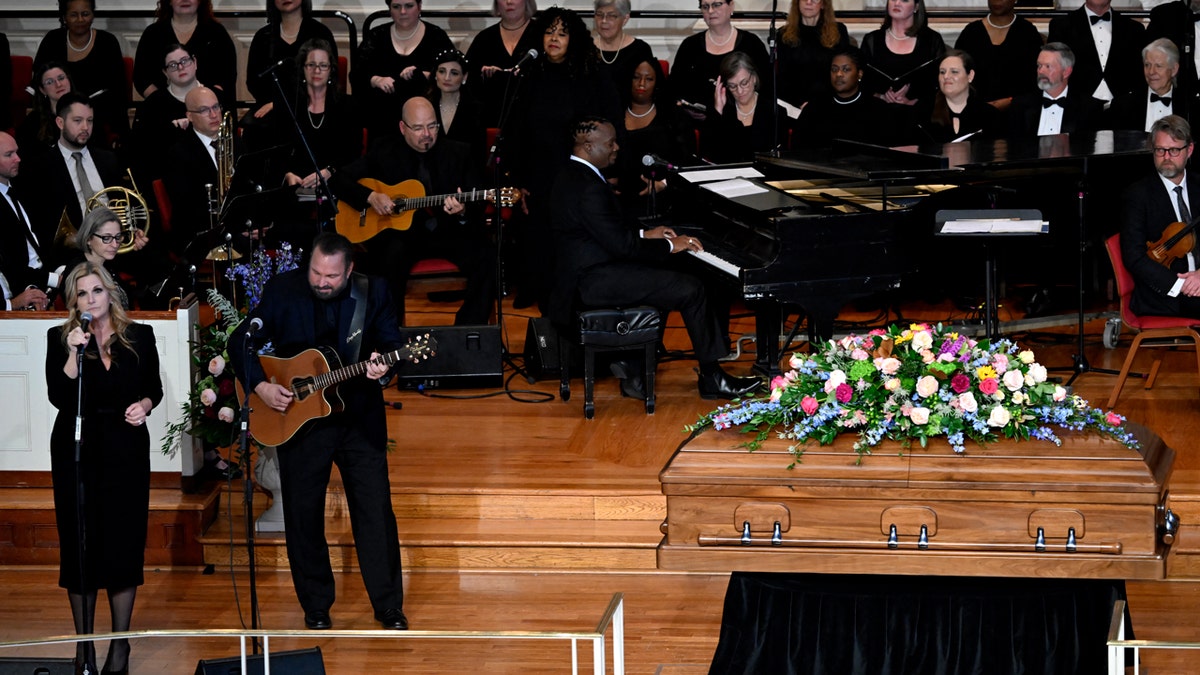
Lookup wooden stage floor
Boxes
[2,290,1200,673]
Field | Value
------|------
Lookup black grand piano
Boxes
[669,132,1152,375]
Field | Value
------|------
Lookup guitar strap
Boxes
[347,273,369,364]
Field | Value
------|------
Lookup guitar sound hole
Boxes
[292,378,315,401]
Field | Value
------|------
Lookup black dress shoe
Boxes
[697,368,761,400]
[375,607,409,630]
[609,360,646,400]
[304,609,332,630]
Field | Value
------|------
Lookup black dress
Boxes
[245,18,338,110]
[34,28,130,144]
[351,21,454,140]
[795,91,900,148]
[775,22,852,106]
[596,38,655,96]
[431,91,487,162]
[132,19,237,99]
[702,96,787,162]
[861,27,946,108]
[463,22,543,128]
[616,107,688,218]
[46,322,162,592]
[912,95,1001,144]
[954,19,1043,104]
[671,30,771,110]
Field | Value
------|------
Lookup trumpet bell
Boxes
[206,245,243,261]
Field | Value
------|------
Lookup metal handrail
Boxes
[0,593,626,675]
[1106,600,1200,675]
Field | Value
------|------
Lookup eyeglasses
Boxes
[41,74,68,87]
[91,233,122,245]
[699,1,726,11]
[725,77,755,92]
[305,62,332,72]
[595,11,623,21]
[405,122,440,133]
[165,56,194,72]
[188,104,222,116]
[1154,146,1188,157]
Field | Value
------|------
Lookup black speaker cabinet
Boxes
[194,647,325,675]
[0,657,74,675]
[395,325,503,389]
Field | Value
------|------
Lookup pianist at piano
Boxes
[547,115,760,400]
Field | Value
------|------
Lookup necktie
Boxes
[1090,11,1111,24]
[5,188,40,255]
[1042,98,1065,109]
[1151,93,1173,106]
[1176,185,1192,223]
[71,151,97,208]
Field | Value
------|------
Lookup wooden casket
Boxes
[658,421,1176,579]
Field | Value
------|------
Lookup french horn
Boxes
[53,171,152,255]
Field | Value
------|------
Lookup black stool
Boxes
[558,306,660,419]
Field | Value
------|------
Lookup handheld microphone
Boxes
[257,58,288,79]
[642,154,679,171]
[78,312,93,352]
[511,48,539,73]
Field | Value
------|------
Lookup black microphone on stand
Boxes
[245,317,264,339]
[257,58,288,79]
[78,312,93,353]
[510,48,540,74]
[642,154,681,171]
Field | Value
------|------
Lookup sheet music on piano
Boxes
[678,166,764,184]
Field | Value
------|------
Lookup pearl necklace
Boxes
[392,23,420,42]
[886,28,914,41]
[707,28,735,47]
[627,103,655,118]
[280,24,300,41]
[67,29,94,53]
[985,14,1016,29]
[736,97,756,118]
[833,92,862,105]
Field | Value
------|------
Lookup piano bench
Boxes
[558,306,661,419]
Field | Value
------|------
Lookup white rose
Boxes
[1018,350,1035,364]
[912,331,933,351]
[958,391,978,413]
[788,354,805,370]
[988,406,1011,427]
[217,406,234,423]
[885,378,901,391]
[208,355,226,377]
[825,369,847,393]
[1003,370,1024,391]
[910,407,930,425]
[1011,391,1024,405]
[1053,385,1067,402]
[1027,363,1047,384]
[915,375,940,398]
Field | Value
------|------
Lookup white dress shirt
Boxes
[1159,171,1196,297]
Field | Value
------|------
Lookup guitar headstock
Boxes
[403,333,438,363]
[491,187,522,207]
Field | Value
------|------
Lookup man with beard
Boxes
[1120,115,1200,318]
[228,232,409,631]
[1008,42,1103,137]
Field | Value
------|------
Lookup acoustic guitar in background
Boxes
[236,334,437,446]
[335,178,520,244]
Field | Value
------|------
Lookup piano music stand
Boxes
[935,209,1045,339]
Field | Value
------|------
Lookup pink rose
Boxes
[884,378,901,391]
[851,348,869,361]
[208,355,226,377]
[910,407,930,425]
[788,354,805,370]
[876,357,901,375]
[1106,412,1122,426]
[801,396,819,415]
[1053,385,1067,402]
[950,374,970,394]
[217,406,234,423]
[835,383,853,403]
[1003,370,1024,391]
[959,391,978,413]
[915,375,939,398]
[771,375,787,391]
[979,378,999,395]
[992,353,1009,374]
[200,388,217,406]
[921,350,935,364]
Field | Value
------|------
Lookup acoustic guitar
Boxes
[335,178,519,244]
[235,334,437,446]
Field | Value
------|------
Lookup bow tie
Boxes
[1151,92,1173,106]
[1089,11,1111,24]
[1042,97,1065,109]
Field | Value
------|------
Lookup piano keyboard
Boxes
[688,249,741,278]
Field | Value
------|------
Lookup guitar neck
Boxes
[313,347,410,391]
[398,188,491,211]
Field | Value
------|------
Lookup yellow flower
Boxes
[975,365,997,381]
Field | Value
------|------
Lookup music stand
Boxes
[935,209,1046,339]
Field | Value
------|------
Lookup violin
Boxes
[1146,220,1197,268]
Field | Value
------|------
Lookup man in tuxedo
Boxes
[160,86,226,261]
[1008,43,1103,137]
[332,96,494,326]
[228,232,409,631]
[1121,115,1200,318]
[1147,0,1200,93]
[0,131,65,308]
[548,116,760,400]
[1109,39,1191,132]
[1048,0,1146,106]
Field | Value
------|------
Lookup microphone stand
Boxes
[73,337,94,674]
[767,0,781,156]
[237,325,262,651]
[263,60,338,231]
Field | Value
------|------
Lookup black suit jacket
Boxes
[1107,84,1194,131]
[161,131,219,258]
[547,158,669,324]
[1148,0,1199,90]
[1120,171,1200,316]
[0,185,55,292]
[228,268,404,451]
[1048,8,1147,102]
[21,143,124,242]
[1007,89,1103,138]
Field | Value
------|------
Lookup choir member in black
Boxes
[245,0,338,123]
[1047,0,1146,108]
[912,50,999,144]
[775,0,851,107]
[46,262,162,674]
[427,49,487,161]
[861,0,945,110]
[592,0,655,91]
[132,0,236,102]
[671,0,770,115]
[509,6,621,310]
[953,0,1042,111]
[16,62,73,151]
[796,46,896,148]
[1147,0,1200,93]
[129,44,209,183]
[1121,115,1200,318]
[34,0,129,148]
[703,52,786,161]
[463,0,541,128]
[0,33,10,132]
[271,39,362,248]
[617,58,687,218]
[331,97,495,325]
[352,0,454,142]
[1110,39,1190,133]
[67,206,150,310]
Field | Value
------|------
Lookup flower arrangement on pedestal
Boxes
[690,323,1138,464]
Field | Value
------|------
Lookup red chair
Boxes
[152,178,173,235]
[338,55,348,93]
[1103,233,1200,407]
[10,55,32,130]
[659,59,670,78]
